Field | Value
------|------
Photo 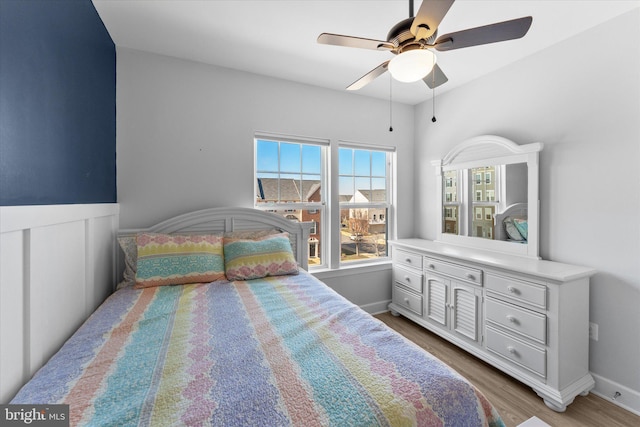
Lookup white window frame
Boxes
[337,142,394,267]
[254,133,329,269]
[254,134,396,271]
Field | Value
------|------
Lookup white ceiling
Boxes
[93,0,639,105]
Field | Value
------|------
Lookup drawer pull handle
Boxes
[507,286,518,294]
[405,276,411,282]
[506,315,518,324]
[405,258,412,263]
[428,264,435,269]
[507,346,518,356]
[466,273,476,281]
[404,298,410,305]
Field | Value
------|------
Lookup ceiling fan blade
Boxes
[410,0,455,41]
[434,16,533,51]
[346,61,390,91]
[422,63,448,89]
[317,33,395,51]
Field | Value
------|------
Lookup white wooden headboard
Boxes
[117,207,313,276]
[494,202,528,241]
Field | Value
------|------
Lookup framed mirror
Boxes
[432,135,543,259]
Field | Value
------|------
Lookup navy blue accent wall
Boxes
[0,0,116,205]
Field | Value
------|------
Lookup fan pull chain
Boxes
[389,75,393,132]
[431,54,437,123]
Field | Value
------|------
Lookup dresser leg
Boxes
[543,398,567,413]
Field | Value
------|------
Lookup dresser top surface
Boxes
[390,239,596,282]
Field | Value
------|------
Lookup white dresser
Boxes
[389,238,596,412]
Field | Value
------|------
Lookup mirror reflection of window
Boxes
[470,166,498,241]
[435,137,541,258]
[443,164,527,242]
[442,170,459,234]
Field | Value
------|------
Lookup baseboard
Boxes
[591,373,640,416]
[360,300,391,315]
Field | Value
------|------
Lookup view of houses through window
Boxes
[443,166,499,239]
[255,137,391,268]
[338,146,389,263]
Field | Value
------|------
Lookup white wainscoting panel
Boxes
[0,230,25,404]
[0,204,119,403]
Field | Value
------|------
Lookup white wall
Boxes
[414,9,640,412]
[116,48,416,309]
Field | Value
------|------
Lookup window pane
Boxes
[339,176,354,200]
[339,148,352,175]
[340,208,387,263]
[354,150,370,175]
[472,166,495,202]
[355,177,371,201]
[372,178,386,202]
[371,151,386,177]
[472,204,495,239]
[256,140,278,172]
[280,143,301,173]
[302,145,321,175]
[279,174,301,202]
[443,206,458,234]
[443,170,457,202]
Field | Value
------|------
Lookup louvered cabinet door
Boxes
[451,283,482,344]
[425,275,449,328]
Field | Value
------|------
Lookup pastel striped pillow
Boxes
[224,232,298,281]
[135,233,226,288]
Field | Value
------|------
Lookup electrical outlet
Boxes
[589,322,599,341]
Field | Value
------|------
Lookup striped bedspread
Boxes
[12,271,504,427]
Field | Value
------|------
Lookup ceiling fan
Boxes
[317,0,532,91]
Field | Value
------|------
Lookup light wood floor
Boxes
[375,312,639,427]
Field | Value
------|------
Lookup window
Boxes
[444,166,501,240]
[255,136,326,267]
[442,170,460,234]
[255,135,395,269]
[339,146,390,264]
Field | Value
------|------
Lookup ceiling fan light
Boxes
[388,49,436,83]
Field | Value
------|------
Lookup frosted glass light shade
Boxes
[388,49,436,83]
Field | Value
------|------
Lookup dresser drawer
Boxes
[424,257,482,285]
[393,285,423,316]
[393,265,423,293]
[393,249,423,270]
[486,274,546,309]
[486,298,546,344]
[486,326,546,378]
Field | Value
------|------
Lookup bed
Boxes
[11,207,505,426]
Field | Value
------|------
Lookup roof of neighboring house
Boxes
[355,189,387,203]
[257,178,320,202]
[256,179,386,204]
